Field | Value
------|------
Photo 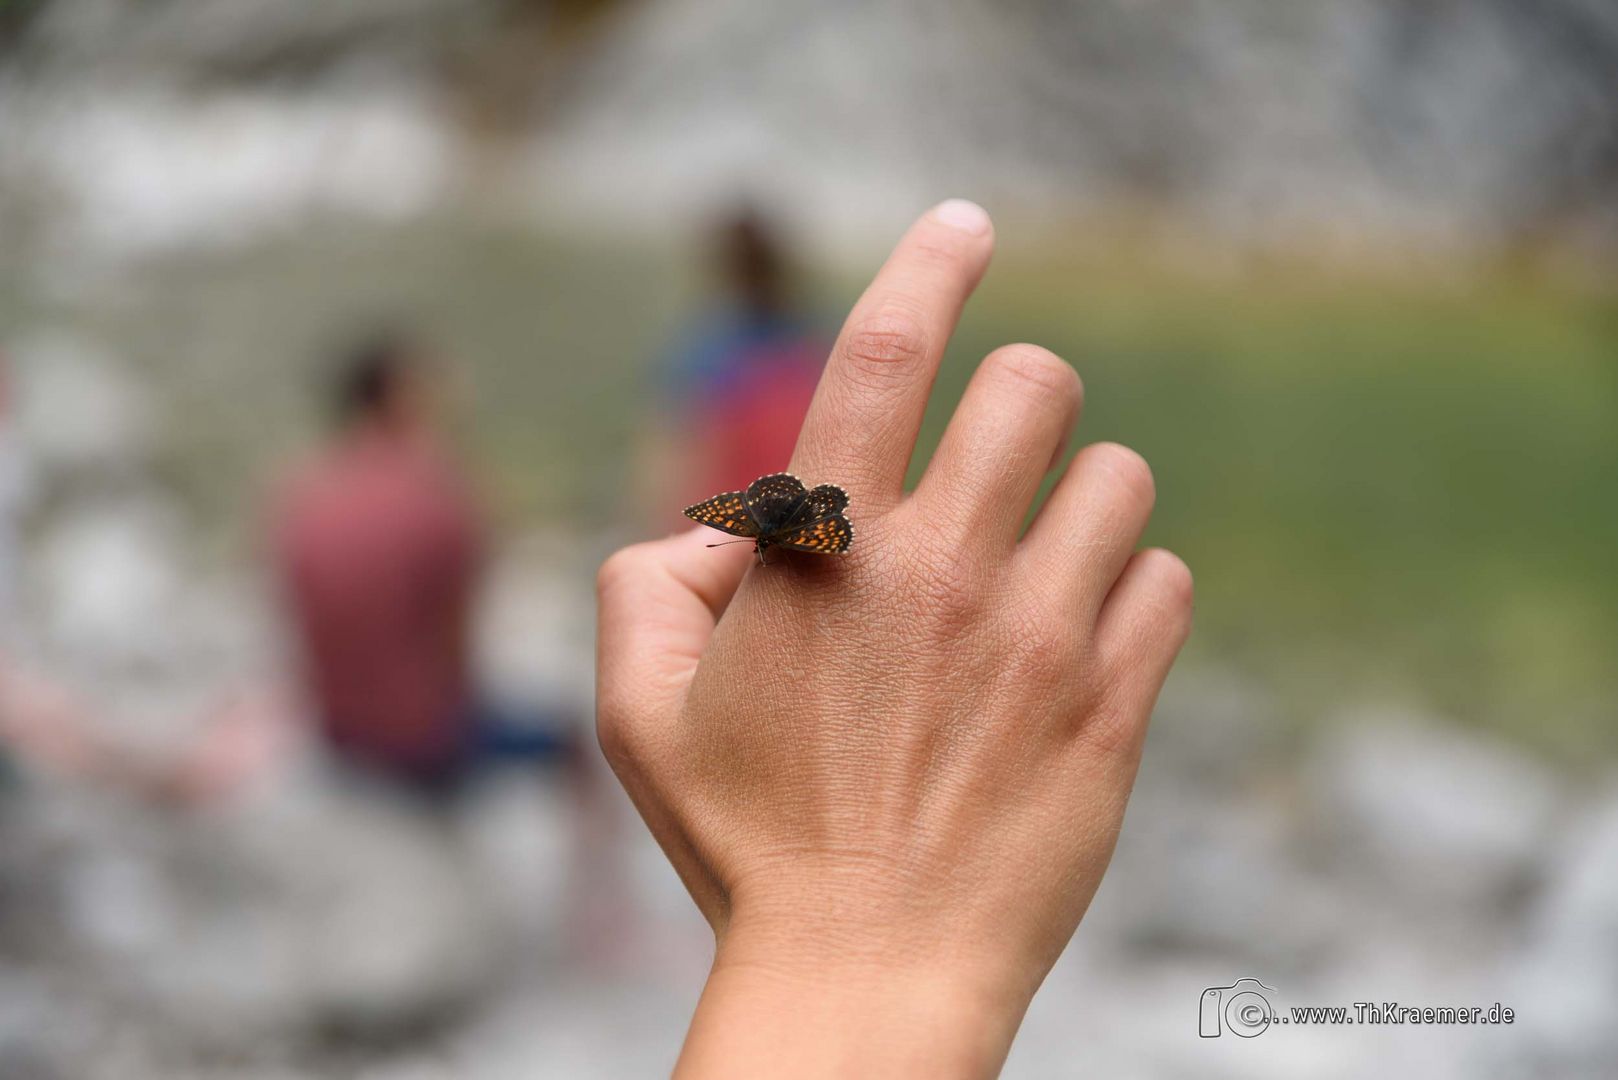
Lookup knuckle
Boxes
[839,303,930,384]
[1087,442,1156,511]
[908,233,969,271]
[596,697,654,773]
[907,548,985,637]
[984,344,1080,402]
[594,706,632,769]
[1074,701,1146,758]
[1005,614,1072,688]
[596,544,647,598]
[931,579,984,638]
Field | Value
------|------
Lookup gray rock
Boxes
[528,0,1618,255]
[9,333,152,474]
[33,494,187,672]
[38,776,502,1053]
[18,87,455,261]
[1306,711,1564,909]
[1098,790,1349,974]
[1482,787,1618,1080]
[1141,666,1287,791]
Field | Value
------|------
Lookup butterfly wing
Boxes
[744,473,809,534]
[683,491,759,537]
[773,513,854,555]
[799,484,848,520]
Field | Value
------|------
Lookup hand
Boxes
[596,201,1193,1078]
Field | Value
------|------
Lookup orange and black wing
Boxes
[744,473,809,531]
[773,513,853,555]
[683,490,758,537]
[798,484,848,521]
[774,482,849,531]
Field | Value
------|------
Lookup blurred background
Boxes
[0,1,1615,1077]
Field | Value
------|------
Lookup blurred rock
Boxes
[1306,711,1564,908]
[1091,670,1339,969]
[276,783,500,1036]
[1483,787,1618,1080]
[1098,790,1347,974]
[6,0,1616,261]
[474,534,595,722]
[530,0,1618,257]
[27,775,500,1055]
[9,332,152,474]
[9,0,489,79]
[17,87,457,262]
[0,975,69,1080]
[0,422,32,636]
[33,492,187,675]
[26,481,268,727]
[1142,666,1286,790]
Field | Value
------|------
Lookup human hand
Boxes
[596,201,1192,1077]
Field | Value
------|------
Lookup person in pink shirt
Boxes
[272,335,570,794]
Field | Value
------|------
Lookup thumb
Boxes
[596,527,751,749]
[595,528,751,924]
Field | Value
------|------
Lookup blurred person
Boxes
[271,334,575,796]
[0,658,286,803]
[0,349,282,804]
[645,206,830,526]
[598,202,1193,1074]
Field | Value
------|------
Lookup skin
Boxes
[596,201,1194,1078]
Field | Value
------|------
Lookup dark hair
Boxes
[333,334,414,425]
[717,206,785,315]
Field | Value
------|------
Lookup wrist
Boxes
[676,911,1033,1079]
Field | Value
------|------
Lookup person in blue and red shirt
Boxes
[649,208,829,527]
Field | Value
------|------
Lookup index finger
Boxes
[790,200,994,514]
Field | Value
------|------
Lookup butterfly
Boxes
[684,472,854,564]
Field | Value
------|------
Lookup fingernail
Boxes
[931,198,991,235]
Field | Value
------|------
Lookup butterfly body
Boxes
[684,473,854,563]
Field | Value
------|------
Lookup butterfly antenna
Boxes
[705,540,754,548]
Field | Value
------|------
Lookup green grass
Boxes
[935,258,1618,757]
[72,217,1618,758]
